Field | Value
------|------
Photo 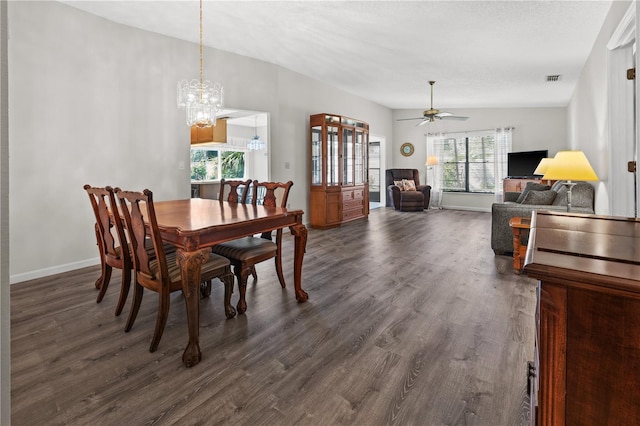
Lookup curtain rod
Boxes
[426,126,514,136]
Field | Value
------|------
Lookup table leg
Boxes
[290,223,308,302]
[176,248,209,368]
[512,228,522,274]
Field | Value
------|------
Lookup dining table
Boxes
[150,198,308,367]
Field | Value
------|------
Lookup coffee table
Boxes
[509,216,531,274]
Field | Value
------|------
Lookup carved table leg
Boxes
[176,248,209,368]
[290,223,308,302]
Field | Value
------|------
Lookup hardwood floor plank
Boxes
[11,208,536,425]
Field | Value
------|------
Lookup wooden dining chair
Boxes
[219,178,252,203]
[212,180,293,314]
[115,188,235,352]
[83,184,132,316]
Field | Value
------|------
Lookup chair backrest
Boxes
[251,181,293,208]
[83,184,128,261]
[385,169,420,188]
[114,188,167,283]
[219,178,252,203]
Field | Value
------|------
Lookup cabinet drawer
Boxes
[342,207,364,221]
[342,188,364,201]
[343,199,363,210]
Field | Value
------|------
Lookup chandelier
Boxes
[177,0,224,128]
[247,116,265,150]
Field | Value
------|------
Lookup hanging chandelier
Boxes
[177,0,224,128]
[247,116,265,151]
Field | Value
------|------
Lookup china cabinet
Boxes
[309,113,369,228]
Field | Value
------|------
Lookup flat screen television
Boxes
[507,150,548,178]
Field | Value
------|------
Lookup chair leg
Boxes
[250,266,257,281]
[234,264,251,315]
[200,281,212,298]
[275,232,286,288]
[94,225,106,290]
[125,281,144,333]
[96,264,112,304]
[222,267,236,319]
[149,288,170,353]
[114,267,131,317]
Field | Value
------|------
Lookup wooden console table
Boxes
[523,211,640,425]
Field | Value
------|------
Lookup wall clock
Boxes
[400,142,414,157]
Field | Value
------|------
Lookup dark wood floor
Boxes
[11,208,536,425]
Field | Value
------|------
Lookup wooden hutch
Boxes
[309,113,369,229]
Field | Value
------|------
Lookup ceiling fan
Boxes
[397,81,468,126]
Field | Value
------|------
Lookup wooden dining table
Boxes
[150,198,308,367]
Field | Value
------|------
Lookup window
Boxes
[439,134,495,193]
[190,147,245,181]
[428,128,512,196]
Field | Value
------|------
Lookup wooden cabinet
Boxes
[191,118,227,144]
[524,211,640,426]
[503,178,540,193]
[309,113,369,229]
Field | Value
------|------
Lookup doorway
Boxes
[369,140,381,208]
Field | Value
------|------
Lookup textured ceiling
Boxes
[59,0,614,110]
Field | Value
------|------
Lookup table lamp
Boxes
[541,150,599,211]
[534,157,554,185]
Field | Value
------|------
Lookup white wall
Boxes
[0,0,9,422]
[393,107,567,211]
[7,1,391,282]
[568,0,632,215]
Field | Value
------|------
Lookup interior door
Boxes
[369,141,380,203]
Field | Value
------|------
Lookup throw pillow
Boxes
[393,180,405,191]
[522,190,557,205]
[516,182,551,203]
[402,179,417,191]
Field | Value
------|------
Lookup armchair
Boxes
[385,169,431,211]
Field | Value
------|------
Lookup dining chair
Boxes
[115,188,235,352]
[218,178,252,203]
[83,184,132,316]
[212,180,293,314]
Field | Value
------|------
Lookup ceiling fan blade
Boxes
[396,117,424,121]
[440,115,469,121]
[417,119,430,126]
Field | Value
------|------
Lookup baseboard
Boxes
[10,257,100,284]
[441,205,492,213]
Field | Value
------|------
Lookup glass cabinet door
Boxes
[355,130,364,184]
[311,126,322,185]
[327,125,339,186]
[343,127,354,185]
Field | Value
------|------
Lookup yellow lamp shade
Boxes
[533,158,553,176]
[541,150,599,181]
[426,156,439,166]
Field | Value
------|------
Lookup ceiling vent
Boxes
[546,75,561,82]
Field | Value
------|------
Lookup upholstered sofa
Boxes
[491,180,595,254]
[385,169,431,211]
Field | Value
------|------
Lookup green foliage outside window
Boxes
[191,148,245,181]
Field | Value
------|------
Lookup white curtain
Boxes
[426,132,444,208]
[494,127,513,202]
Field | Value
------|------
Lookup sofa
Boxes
[491,180,595,254]
[385,169,431,211]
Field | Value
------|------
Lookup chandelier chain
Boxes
[199,0,203,102]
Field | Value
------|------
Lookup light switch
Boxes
[285,162,290,169]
